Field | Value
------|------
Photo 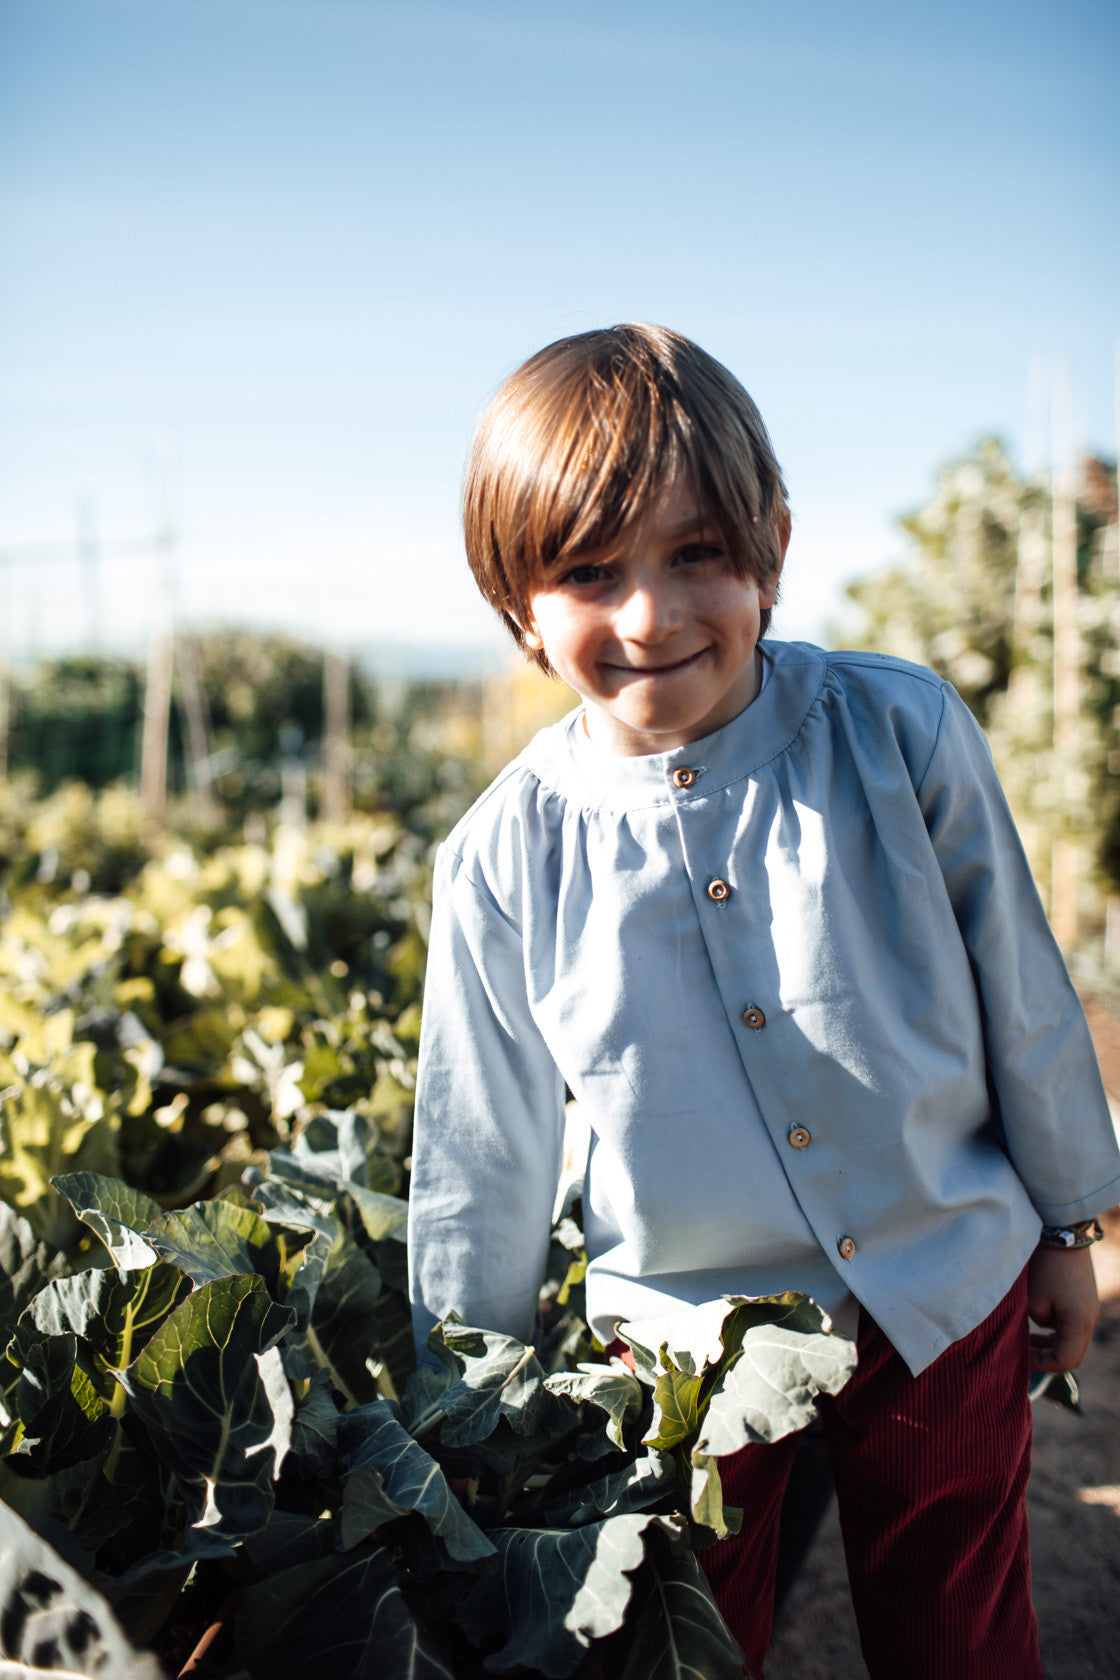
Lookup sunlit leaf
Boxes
[544,1360,644,1452]
[145,1197,292,1292]
[25,1262,192,1412]
[457,1512,675,1678]
[611,1528,747,1680]
[52,1173,162,1276]
[688,1452,741,1542]
[429,1321,572,1447]
[698,1304,855,1456]
[646,1369,704,1452]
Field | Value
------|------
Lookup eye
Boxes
[674,541,723,566]
[559,561,610,587]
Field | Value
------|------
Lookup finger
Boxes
[1042,1324,1092,1372]
[1030,1336,1060,1371]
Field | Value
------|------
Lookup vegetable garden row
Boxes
[0,777,927,1677]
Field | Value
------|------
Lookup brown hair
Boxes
[462,323,788,671]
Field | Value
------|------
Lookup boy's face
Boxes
[522,475,787,757]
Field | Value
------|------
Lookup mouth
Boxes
[606,649,708,677]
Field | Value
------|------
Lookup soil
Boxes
[766,993,1120,1680]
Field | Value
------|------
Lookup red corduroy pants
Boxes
[699,1270,1041,1679]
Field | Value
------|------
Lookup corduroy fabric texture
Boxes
[699,1270,1041,1679]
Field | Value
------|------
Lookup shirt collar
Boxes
[525,640,829,813]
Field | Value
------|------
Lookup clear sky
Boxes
[1,0,1117,669]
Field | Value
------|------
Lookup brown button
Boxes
[672,767,696,788]
[789,1126,811,1148]
[743,1007,766,1030]
[838,1236,857,1260]
[707,879,730,902]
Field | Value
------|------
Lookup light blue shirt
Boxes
[408,641,1120,1374]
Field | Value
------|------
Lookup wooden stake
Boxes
[175,632,218,825]
[320,647,351,824]
[1050,357,1080,947]
[140,619,173,830]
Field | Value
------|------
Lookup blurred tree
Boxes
[842,440,1120,933]
[0,632,486,840]
[7,656,143,788]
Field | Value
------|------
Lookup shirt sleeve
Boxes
[406,839,567,1365]
[916,684,1120,1223]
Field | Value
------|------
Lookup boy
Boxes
[407,324,1120,1678]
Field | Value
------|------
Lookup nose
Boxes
[615,577,682,641]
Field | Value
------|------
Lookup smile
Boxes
[606,649,708,676]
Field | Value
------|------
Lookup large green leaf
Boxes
[337,1399,495,1561]
[236,1545,457,1680]
[338,1463,404,1549]
[279,1227,332,1331]
[457,1511,676,1678]
[115,1274,295,1538]
[621,1300,743,1379]
[687,1452,741,1542]
[429,1322,574,1448]
[611,1529,748,1680]
[645,1369,705,1452]
[618,1294,856,1457]
[25,1263,192,1413]
[698,1299,856,1456]
[245,1174,337,1241]
[291,1109,378,1185]
[0,1498,164,1679]
[52,1173,162,1275]
[241,1510,336,1575]
[544,1361,645,1454]
[145,1197,293,1291]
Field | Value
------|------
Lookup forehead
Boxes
[551,474,717,567]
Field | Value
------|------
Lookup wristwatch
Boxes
[1038,1217,1105,1250]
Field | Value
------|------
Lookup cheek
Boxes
[531,603,601,668]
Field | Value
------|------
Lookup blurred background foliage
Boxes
[841,442,1120,956]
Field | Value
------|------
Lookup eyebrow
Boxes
[541,510,719,574]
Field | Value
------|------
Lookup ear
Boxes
[758,503,790,609]
[521,615,544,652]
[774,501,792,561]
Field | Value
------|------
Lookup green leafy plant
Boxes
[0,1124,859,1679]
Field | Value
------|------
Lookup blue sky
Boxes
[1,0,1117,667]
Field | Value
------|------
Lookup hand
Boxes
[1027,1242,1100,1373]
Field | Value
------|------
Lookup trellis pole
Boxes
[1049,356,1080,948]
